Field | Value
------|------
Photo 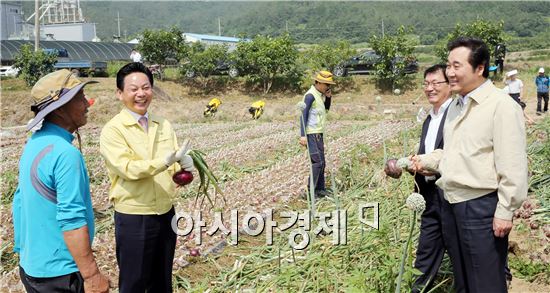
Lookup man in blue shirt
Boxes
[535,67,549,115]
[13,70,109,292]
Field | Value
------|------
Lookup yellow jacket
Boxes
[99,109,179,215]
[251,100,265,108]
[208,98,222,108]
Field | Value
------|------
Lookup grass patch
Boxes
[0,170,18,205]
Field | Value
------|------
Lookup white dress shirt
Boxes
[126,109,149,128]
[424,98,452,154]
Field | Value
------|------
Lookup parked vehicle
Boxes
[44,48,107,77]
[0,65,19,77]
[185,60,239,79]
[147,64,164,81]
[54,60,107,77]
[333,50,418,77]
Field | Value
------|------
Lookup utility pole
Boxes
[34,0,39,51]
[117,11,121,38]
[381,19,385,38]
[218,17,221,36]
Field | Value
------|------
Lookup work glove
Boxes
[179,153,195,172]
[178,139,195,172]
[164,141,189,167]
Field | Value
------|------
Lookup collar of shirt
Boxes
[429,97,452,118]
[125,108,149,123]
[39,121,75,143]
[459,79,492,107]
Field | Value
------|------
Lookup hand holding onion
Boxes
[169,139,224,207]
[384,157,413,179]
[173,170,194,186]
[384,158,402,179]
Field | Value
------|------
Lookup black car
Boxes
[333,50,418,77]
[184,60,239,78]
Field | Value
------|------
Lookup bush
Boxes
[435,20,508,62]
[13,44,58,86]
[233,33,300,93]
[106,61,128,77]
[137,26,188,67]
[369,26,418,91]
[301,40,356,72]
[180,43,230,88]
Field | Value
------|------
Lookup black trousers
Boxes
[451,191,509,293]
[413,184,465,293]
[509,93,521,105]
[20,266,84,293]
[306,133,326,192]
[495,60,504,74]
[115,207,177,293]
[537,92,549,112]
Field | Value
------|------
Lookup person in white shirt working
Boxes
[503,69,524,105]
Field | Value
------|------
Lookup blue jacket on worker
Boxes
[12,122,95,278]
[535,74,549,93]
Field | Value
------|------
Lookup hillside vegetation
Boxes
[23,1,550,50]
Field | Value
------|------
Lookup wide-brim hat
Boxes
[314,70,336,85]
[27,69,98,131]
[506,69,518,77]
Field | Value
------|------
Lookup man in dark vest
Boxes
[494,43,506,75]
[411,64,465,293]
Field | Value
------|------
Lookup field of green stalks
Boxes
[1,114,548,292]
[1,61,549,291]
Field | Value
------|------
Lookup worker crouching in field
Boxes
[204,98,222,117]
[299,70,335,198]
[249,100,265,119]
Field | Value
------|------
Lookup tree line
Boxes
[11,19,510,94]
[20,1,547,50]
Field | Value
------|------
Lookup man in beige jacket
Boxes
[412,37,527,292]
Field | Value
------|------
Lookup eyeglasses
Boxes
[422,81,448,89]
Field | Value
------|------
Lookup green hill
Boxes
[23,1,549,48]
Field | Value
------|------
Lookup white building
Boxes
[0,1,24,40]
[42,22,97,41]
[183,33,244,51]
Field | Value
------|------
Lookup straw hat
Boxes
[314,70,336,85]
[27,69,98,131]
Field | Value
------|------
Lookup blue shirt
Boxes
[535,75,549,93]
[12,122,95,277]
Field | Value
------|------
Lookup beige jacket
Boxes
[419,81,528,220]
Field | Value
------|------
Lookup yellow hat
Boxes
[314,70,336,85]
[27,69,98,131]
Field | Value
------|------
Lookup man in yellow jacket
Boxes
[99,62,194,293]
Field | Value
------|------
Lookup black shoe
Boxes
[315,189,332,198]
